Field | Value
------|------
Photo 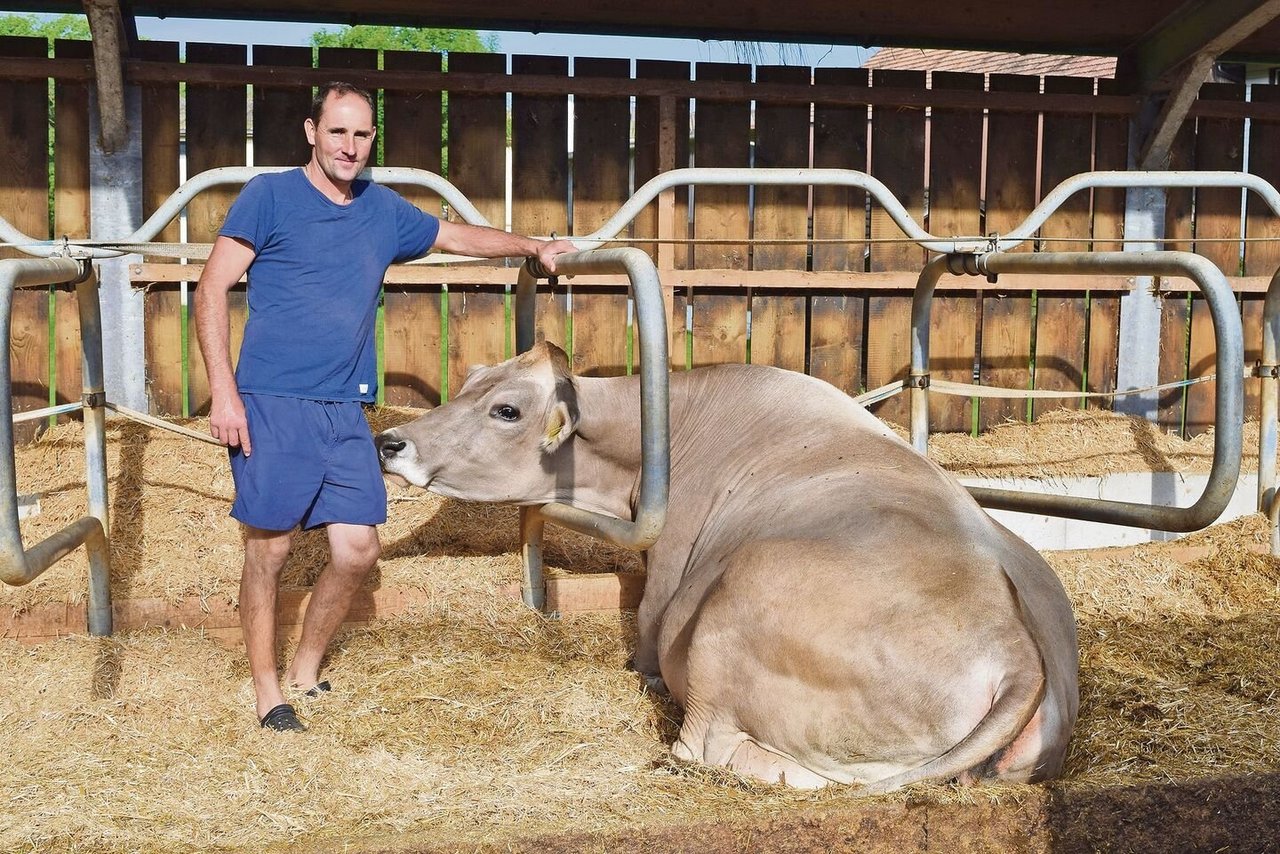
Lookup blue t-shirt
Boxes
[220,168,440,402]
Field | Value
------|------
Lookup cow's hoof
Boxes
[642,673,669,696]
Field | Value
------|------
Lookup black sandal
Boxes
[304,680,332,698]
[259,703,306,732]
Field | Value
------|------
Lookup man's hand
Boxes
[209,392,252,456]
[535,238,578,275]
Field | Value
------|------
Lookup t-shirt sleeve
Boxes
[219,176,274,251]
[392,195,441,262]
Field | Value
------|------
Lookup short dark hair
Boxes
[311,82,376,125]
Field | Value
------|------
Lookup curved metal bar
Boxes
[514,248,670,609]
[963,251,1243,533]
[2,166,494,259]
[0,257,112,635]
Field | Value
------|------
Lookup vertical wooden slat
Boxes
[1243,85,1280,423]
[512,54,570,353]
[252,46,312,168]
[185,43,248,415]
[750,65,809,372]
[634,60,691,369]
[52,39,92,412]
[1185,82,1247,436]
[1,36,52,441]
[810,67,870,394]
[1086,294,1121,410]
[1157,294,1190,432]
[689,62,750,367]
[382,50,445,407]
[927,71,984,432]
[865,69,926,426]
[1162,115,1196,254]
[1035,77,1094,419]
[571,57,631,377]
[445,52,508,394]
[980,73,1038,428]
[1092,78,1128,253]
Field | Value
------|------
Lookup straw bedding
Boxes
[1,409,1277,852]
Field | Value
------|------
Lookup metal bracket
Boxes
[908,373,931,389]
[1255,362,1280,379]
[82,391,106,409]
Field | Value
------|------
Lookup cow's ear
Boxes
[541,400,578,453]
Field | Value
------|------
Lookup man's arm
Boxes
[432,220,577,273]
[195,235,257,455]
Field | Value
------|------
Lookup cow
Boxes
[375,342,1079,792]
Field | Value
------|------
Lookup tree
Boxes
[0,13,90,48]
[310,25,496,54]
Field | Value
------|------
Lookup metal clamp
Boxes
[82,391,106,409]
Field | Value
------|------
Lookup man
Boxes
[196,81,576,732]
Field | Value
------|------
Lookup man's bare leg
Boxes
[284,522,380,691]
[241,525,295,720]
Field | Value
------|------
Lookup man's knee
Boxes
[243,527,294,576]
[329,525,381,575]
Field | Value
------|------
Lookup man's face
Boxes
[304,92,376,187]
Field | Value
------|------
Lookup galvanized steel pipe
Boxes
[0,257,112,634]
[959,251,1243,532]
[515,248,669,609]
[1260,267,1280,526]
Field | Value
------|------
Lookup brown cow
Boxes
[375,342,1079,791]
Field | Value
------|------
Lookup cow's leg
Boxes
[284,523,381,691]
[674,717,831,788]
[241,525,295,720]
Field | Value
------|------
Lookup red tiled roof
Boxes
[865,47,1115,78]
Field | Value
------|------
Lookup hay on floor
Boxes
[0,410,1277,852]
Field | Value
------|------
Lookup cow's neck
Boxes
[563,375,646,520]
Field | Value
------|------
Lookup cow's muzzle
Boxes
[374,432,408,463]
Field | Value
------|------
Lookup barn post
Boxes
[88,85,147,411]
[1114,100,1167,422]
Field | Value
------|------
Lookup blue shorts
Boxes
[228,393,387,532]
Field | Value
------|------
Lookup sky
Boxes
[113,15,876,69]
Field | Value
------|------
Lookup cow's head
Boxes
[375,341,579,503]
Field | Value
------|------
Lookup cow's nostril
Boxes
[376,437,407,460]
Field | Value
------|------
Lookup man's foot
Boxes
[259,703,306,732]
[304,680,332,698]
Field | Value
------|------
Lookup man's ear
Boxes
[541,400,578,453]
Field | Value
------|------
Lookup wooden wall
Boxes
[4,39,1280,437]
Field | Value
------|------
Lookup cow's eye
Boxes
[491,404,521,422]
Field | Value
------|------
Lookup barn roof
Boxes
[864,49,1118,80]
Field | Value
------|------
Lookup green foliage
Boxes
[0,13,91,47]
[309,25,496,54]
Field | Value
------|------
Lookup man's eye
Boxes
[491,404,521,422]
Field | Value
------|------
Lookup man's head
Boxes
[304,82,377,191]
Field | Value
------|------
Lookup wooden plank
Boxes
[252,45,311,168]
[812,67,869,273]
[1162,113,1196,253]
[382,50,445,407]
[1093,78,1129,252]
[980,74,1038,428]
[1156,293,1190,433]
[864,295,913,425]
[1035,78,1093,419]
[1244,84,1280,278]
[1,36,52,443]
[136,41,184,417]
[634,61,691,368]
[928,71,984,432]
[1243,295,1264,422]
[383,49,444,211]
[750,65,810,372]
[383,286,443,407]
[1033,292,1088,419]
[52,39,92,412]
[570,57,631,377]
[444,52,508,395]
[689,62,750,367]
[543,573,644,613]
[1086,294,1120,410]
[1192,82,1247,276]
[809,294,864,396]
[185,43,248,416]
[868,69,926,273]
[512,55,570,353]
[1184,296,1217,438]
[1039,77,1094,253]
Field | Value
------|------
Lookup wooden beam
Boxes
[1119,0,1280,92]
[81,0,129,154]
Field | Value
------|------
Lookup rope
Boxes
[852,369,1248,406]
[104,402,223,446]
